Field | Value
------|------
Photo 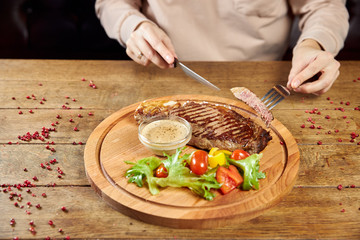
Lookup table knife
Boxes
[174,58,220,91]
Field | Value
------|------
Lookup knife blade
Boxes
[174,58,220,91]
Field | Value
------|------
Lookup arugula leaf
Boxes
[228,153,265,190]
[125,148,221,200]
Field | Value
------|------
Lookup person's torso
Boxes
[142,0,292,61]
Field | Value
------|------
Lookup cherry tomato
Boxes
[190,150,209,175]
[155,164,168,178]
[230,149,250,160]
[216,165,243,194]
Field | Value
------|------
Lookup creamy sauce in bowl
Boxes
[141,120,189,143]
[138,116,192,155]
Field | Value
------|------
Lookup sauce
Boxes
[141,119,189,143]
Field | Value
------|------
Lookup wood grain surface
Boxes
[84,95,300,228]
[0,60,359,239]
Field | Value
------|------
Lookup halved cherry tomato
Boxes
[155,164,168,178]
[190,150,208,175]
[231,149,250,160]
[216,165,243,194]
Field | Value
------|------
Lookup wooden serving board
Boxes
[84,95,300,229]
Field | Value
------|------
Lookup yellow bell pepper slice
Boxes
[208,152,227,168]
[209,147,219,156]
[215,149,232,156]
[209,148,232,157]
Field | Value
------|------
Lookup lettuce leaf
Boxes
[228,153,265,190]
[125,156,162,194]
[125,148,221,200]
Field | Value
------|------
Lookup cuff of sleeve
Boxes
[119,14,151,46]
[296,28,342,56]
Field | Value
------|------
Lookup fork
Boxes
[261,85,290,110]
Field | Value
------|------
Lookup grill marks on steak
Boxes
[170,102,271,154]
[134,100,272,154]
[172,103,251,141]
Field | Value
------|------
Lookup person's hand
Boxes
[287,39,340,95]
[125,21,176,69]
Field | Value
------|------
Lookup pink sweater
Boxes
[95,0,349,61]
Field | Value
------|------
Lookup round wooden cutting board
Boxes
[84,95,300,229]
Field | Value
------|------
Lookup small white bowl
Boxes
[138,115,192,156]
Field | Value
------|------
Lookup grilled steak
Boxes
[231,87,273,127]
[134,100,272,154]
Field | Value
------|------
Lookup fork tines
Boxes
[261,85,290,110]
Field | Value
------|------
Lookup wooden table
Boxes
[0,60,359,239]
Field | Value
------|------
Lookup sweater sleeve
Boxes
[95,0,152,47]
[289,0,349,55]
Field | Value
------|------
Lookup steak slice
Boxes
[231,87,273,127]
[134,100,272,154]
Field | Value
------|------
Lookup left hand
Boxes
[287,39,340,95]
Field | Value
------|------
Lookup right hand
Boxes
[126,21,176,69]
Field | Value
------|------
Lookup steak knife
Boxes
[174,58,220,91]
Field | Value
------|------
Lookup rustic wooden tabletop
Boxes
[0,60,359,239]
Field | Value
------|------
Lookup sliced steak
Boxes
[231,87,273,127]
[134,100,272,154]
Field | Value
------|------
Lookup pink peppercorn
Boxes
[337,184,343,190]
